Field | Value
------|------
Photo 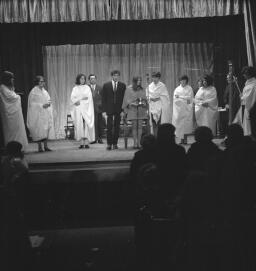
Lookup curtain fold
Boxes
[243,0,256,66]
[43,43,213,138]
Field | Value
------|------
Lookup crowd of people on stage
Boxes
[0,66,256,153]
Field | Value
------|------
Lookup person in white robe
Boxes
[233,66,256,136]
[27,76,55,152]
[172,75,194,144]
[194,75,218,135]
[0,71,28,151]
[71,74,95,149]
[146,72,171,136]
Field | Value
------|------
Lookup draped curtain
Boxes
[43,43,213,138]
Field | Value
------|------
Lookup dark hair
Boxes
[152,72,161,78]
[202,74,214,86]
[6,141,23,157]
[88,74,97,80]
[132,76,142,91]
[225,123,244,149]
[75,74,86,85]
[34,75,44,86]
[179,75,189,82]
[0,71,14,87]
[140,134,156,149]
[241,66,256,78]
[194,126,213,143]
[157,123,176,144]
[111,70,120,76]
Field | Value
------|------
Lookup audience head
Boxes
[202,74,214,87]
[151,72,161,84]
[157,123,176,144]
[241,66,256,80]
[111,70,120,82]
[132,76,142,91]
[197,78,203,89]
[0,71,14,88]
[140,133,156,150]
[225,123,244,149]
[88,74,97,85]
[6,141,23,158]
[194,126,213,143]
[179,75,189,87]
[75,74,86,85]
[34,75,45,88]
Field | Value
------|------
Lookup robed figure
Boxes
[194,75,218,134]
[71,74,95,148]
[0,71,28,150]
[172,76,194,143]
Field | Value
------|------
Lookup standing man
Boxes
[146,72,171,136]
[102,70,126,150]
[234,66,256,137]
[88,74,103,144]
[0,71,28,151]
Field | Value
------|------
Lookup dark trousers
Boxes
[94,112,103,140]
[107,113,121,145]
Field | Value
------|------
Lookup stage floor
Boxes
[25,137,224,166]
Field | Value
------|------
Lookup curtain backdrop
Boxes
[43,43,213,138]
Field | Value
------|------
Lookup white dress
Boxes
[194,86,218,134]
[172,84,194,139]
[71,84,95,142]
[233,77,256,136]
[27,86,55,141]
[0,84,28,150]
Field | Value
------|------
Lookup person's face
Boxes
[89,76,96,85]
[198,80,203,88]
[180,79,187,87]
[152,76,160,84]
[38,78,45,88]
[112,73,120,82]
[10,78,15,88]
[80,76,86,85]
[202,79,208,87]
[242,73,250,80]
[137,77,142,86]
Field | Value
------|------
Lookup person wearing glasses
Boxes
[27,75,55,152]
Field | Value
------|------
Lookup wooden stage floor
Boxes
[25,137,224,166]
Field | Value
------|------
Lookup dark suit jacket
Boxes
[102,81,126,114]
[89,84,103,113]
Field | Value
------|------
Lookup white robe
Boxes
[27,86,55,141]
[146,81,171,124]
[194,86,218,134]
[71,85,95,142]
[172,84,194,139]
[0,84,28,150]
[233,77,256,136]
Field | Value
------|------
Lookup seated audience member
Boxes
[224,123,245,151]
[187,126,221,172]
[155,123,188,200]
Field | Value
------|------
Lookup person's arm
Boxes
[101,83,107,118]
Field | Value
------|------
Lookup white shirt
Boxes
[112,80,118,91]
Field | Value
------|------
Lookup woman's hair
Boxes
[151,71,161,78]
[0,71,14,87]
[34,75,44,86]
[75,74,86,85]
[194,126,213,143]
[140,133,156,149]
[179,75,189,83]
[202,74,214,86]
[241,66,256,78]
[132,76,143,91]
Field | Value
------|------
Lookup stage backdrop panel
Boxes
[43,43,213,138]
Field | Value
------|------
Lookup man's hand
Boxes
[102,112,107,119]
[120,111,125,119]
[225,104,229,109]
[74,101,80,106]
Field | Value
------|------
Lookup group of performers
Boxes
[0,66,256,152]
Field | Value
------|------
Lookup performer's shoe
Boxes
[113,145,118,150]
[106,145,112,150]
[90,141,97,144]
[98,138,103,144]
[44,147,52,152]
[84,145,90,149]
[79,145,85,149]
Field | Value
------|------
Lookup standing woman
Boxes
[27,75,55,152]
[122,76,147,149]
[194,75,218,134]
[71,74,95,149]
[172,75,194,144]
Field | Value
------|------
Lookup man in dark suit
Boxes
[88,74,104,144]
[102,70,126,150]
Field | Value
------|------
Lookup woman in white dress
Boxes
[27,76,55,152]
[71,74,95,149]
[194,75,218,135]
[172,75,194,144]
